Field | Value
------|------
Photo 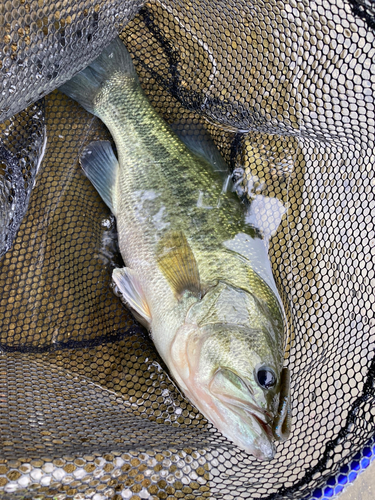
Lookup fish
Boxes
[59,37,291,460]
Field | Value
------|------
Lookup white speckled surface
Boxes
[338,461,375,500]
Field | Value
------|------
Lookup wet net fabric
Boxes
[0,101,45,258]
[0,1,375,499]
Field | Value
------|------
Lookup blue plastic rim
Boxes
[305,436,375,500]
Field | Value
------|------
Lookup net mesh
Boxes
[1,0,375,499]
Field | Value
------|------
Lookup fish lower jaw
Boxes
[176,383,276,460]
[222,419,275,460]
[200,396,276,460]
[251,413,274,442]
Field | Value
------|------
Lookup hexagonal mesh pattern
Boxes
[1,1,375,499]
[0,0,143,122]
[0,100,45,258]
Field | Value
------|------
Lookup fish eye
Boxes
[256,367,277,390]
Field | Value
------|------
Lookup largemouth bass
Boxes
[60,37,291,460]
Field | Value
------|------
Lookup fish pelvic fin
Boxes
[156,231,201,299]
[113,267,151,328]
[59,37,138,114]
[80,141,119,214]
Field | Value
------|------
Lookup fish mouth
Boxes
[223,395,274,443]
[208,368,275,460]
[252,412,274,441]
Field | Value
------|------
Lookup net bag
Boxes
[1,1,374,499]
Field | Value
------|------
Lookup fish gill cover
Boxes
[0,1,374,499]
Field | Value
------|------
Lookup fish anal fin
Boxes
[157,231,201,299]
[80,140,118,214]
[113,267,151,328]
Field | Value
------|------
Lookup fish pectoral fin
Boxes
[80,140,119,214]
[113,267,151,327]
[156,231,201,299]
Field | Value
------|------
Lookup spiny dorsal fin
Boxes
[112,267,151,327]
[156,231,201,299]
[170,125,229,176]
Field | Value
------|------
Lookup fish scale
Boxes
[59,37,291,460]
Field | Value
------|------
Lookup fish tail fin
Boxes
[59,37,138,114]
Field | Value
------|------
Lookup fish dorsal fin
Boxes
[223,233,282,307]
[171,126,229,176]
[80,140,119,214]
[112,267,151,327]
[156,231,201,298]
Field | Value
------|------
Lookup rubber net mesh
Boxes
[0,0,375,499]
